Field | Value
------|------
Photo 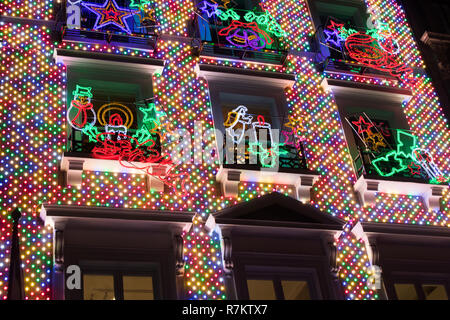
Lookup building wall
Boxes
[0,0,449,300]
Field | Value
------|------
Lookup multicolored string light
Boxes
[0,0,53,20]
[183,214,226,300]
[0,22,64,299]
[0,0,449,301]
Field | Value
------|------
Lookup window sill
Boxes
[60,152,170,192]
[216,165,320,203]
[354,174,446,210]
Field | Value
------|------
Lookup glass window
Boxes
[123,275,154,300]
[281,280,311,300]
[83,274,115,300]
[394,283,419,300]
[247,279,276,300]
[422,284,449,300]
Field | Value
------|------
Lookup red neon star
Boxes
[327,20,344,31]
[351,116,373,134]
[408,162,421,175]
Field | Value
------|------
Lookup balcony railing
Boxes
[353,146,431,183]
[61,27,158,51]
[223,142,309,173]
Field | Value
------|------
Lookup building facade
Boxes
[0,0,449,300]
[401,0,450,120]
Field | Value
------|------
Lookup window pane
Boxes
[123,276,154,300]
[281,280,311,300]
[422,284,448,300]
[394,283,418,300]
[247,280,276,300]
[83,274,115,300]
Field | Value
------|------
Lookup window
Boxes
[394,283,449,300]
[83,273,155,300]
[246,278,311,300]
[311,0,369,30]
[195,0,287,62]
[66,63,162,161]
[80,261,160,300]
[210,85,307,171]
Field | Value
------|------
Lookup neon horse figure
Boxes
[218,21,273,50]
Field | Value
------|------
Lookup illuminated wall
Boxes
[0,0,449,301]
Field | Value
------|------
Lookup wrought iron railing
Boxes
[353,146,429,182]
[62,27,158,51]
[223,142,308,172]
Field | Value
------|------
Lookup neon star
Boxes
[324,20,345,47]
[199,1,218,18]
[82,0,137,34]
[352,116,373,134]
[324,28,345,47]
[327,20,344,32]
[408,162,421,175]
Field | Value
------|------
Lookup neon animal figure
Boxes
[218,21,273,50]
[223,105,254,144]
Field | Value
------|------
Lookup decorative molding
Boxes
[174,235,184,276]
[354,175,445,210]
[222,237,233,274]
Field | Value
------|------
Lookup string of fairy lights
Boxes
[0,0,449,300]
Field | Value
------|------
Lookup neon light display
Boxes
[67,85,96,130]
[1,0,450,302]
[324,18,414,85]
[218,20,273,50]
[199,1,218,18]
[82,0,138,34]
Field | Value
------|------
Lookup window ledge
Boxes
[60,153,171,192]
[354,175,446,210]
[216,165,320,203]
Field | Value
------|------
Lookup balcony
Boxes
[194,5,288,64]
[216,143,319,202]
[61,128,169,192]
[62,27,158,52]
[353,146,447,210]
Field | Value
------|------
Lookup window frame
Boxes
[80,261,162,300]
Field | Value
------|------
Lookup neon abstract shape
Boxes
[216,8,240,21]
[371,150,407,177]
[395,129,417,159]
[218,20,273,50]
[97,102,134,128]
[82,0,138,34]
